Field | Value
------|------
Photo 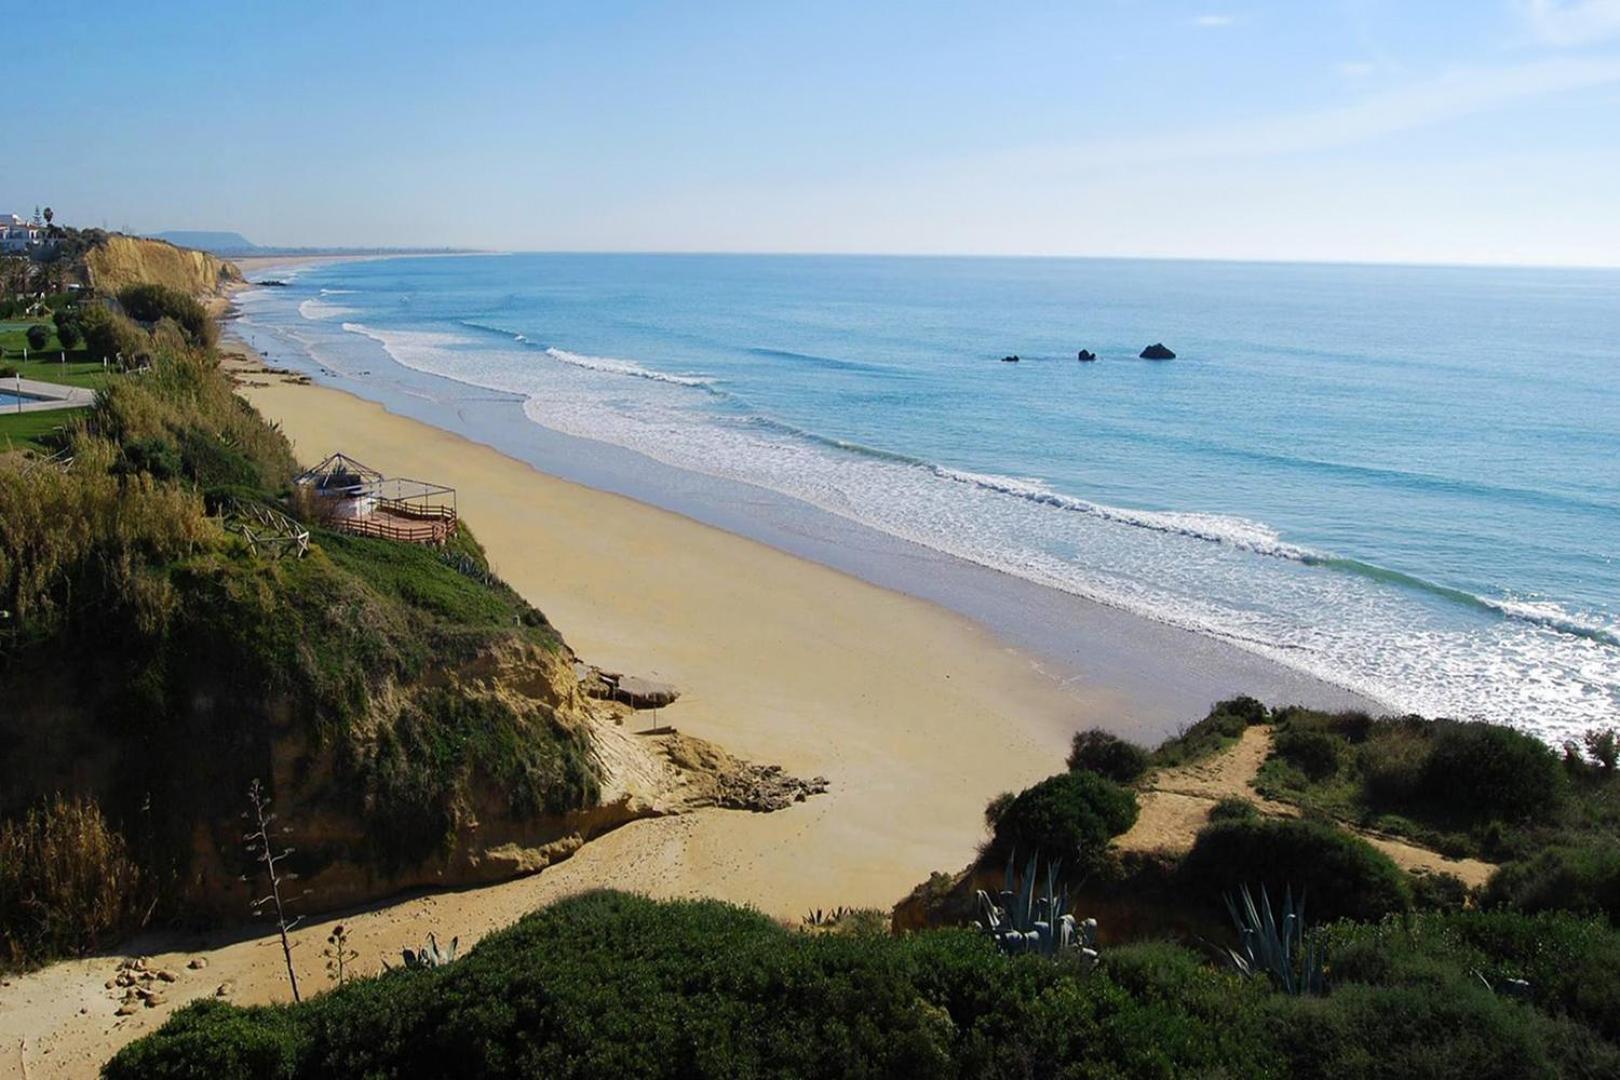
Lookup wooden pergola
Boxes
[294,453,458,546]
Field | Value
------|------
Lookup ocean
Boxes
[233,253,1620,741]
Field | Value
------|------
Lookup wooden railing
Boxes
[327,506,457,546]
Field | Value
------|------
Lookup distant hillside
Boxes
[151,230,259,254]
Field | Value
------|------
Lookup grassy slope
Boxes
[0,407,85,453]
[0,299,600,968]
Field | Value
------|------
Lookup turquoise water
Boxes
[236,254,1620,737]
[0,392,38,408]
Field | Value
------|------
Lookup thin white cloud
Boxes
[1193,14,1235,28]
[1337,61,1376,77]
[966,55,1620,173]
[1519,0,1620,45]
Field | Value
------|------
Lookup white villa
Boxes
[0,213,44,253]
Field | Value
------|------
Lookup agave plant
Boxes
[802,905,853,929]
[390,931,458,971]
[1219,884,1324,995]
[975,853,1099,965]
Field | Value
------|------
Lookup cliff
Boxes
[83,234,241,296]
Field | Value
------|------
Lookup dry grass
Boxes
[0,795,145,970]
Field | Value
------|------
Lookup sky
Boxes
[8,0,1620,265]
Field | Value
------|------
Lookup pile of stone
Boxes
[712,763,829,812]
[108,957,177,1015]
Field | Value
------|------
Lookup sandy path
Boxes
[2,367,1102,1077]
[1118,726,1496,887]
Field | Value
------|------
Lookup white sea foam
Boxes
[325,318,1619,741]
[543,347,715,388]
[299,297,358,321]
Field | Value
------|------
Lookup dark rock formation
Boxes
[1001,354,1020,363]
[712,764,830,812]
[1077,349,1097,362]
[1140,343,1176,360]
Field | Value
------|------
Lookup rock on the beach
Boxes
[216,981,236,997]
[187,957,207,970]
[1140,343,1176,360]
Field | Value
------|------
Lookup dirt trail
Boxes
[1118,726,1496,887]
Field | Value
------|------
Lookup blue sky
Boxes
[11,0,1620,264]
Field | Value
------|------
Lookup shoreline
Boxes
[225,259,1380,736]
[6,259,1374,1078]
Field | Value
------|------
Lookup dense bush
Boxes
[1066,728,1151,782]
[78,304,152,367]
[987,770,1138,867]
[1179,816,1411,922]
[1273,727,1340,780]
[1153,696,1268,767]
[107,893,1620,1080]
[0,796,146,970]
[1209,796,1260,823]
[1484,842,1620,923]
[1319,909,1620,1045]
[1420,721,1564,823]
[24,323,49,351]
[117,282,217,348]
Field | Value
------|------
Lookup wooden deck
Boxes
[328,500,458,545]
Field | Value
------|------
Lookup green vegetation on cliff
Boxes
[0,301,600,969]
[106,890,1620,1079]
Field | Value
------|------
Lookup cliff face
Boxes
[84,235,241,296]
[0,629,729,921]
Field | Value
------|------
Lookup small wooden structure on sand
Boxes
[294,452,458,545]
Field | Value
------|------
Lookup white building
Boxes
[0,213,43,253]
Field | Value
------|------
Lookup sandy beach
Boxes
[1,340,1108,1077]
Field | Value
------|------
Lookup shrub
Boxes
[0,795,145,969]
[1179,817,1411,923]
[1358,724,1431,806]
[982,790,1014,832]
[54,319,81,349]
[1154,696,1268,767]
[78,304,151,366]
[1319,909,1620,1045]
[988,770,1138,868]
[1421,721,1564,823]
[1273,727,1341,780]
[1410,870,1472,913]
[108,895,1620,1080]
[117,283,217,348]
[1483,842,1620,922]
[1066,728,1151,782]
[1209,796,1260,823]
[24,323,49,351]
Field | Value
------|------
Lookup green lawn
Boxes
[0,406,84,454]
[0,319,115,389]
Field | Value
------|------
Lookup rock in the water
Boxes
[1077,349,1097,362]
[1001,354,1020,363]
[1139,343,1176,360]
